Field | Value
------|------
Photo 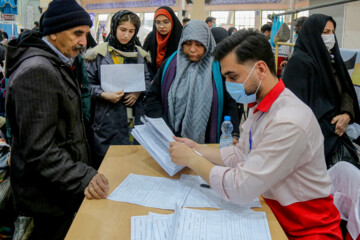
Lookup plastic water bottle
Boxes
[219,116,233,148]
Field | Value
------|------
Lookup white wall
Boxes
[343,1,360,49]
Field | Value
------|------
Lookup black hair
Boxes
[205,17,216,23]
[183,17,190,23]
[294,16,307,27]
[118,13,141,31]
[213,29,276,76]
[34,21,39,26]
[260,24,271,33]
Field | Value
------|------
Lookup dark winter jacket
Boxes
[85,43,151,157]
[5,31,97,216]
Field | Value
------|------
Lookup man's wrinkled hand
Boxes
[84,173,109,200]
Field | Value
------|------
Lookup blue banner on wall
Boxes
[86,0,176,10]
[209,0,280,4]
[89,13,95,28]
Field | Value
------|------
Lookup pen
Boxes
[180,142,203,157]
[200,183,211,189]
[193,149,203,157]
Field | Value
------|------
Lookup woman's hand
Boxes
[331,113,351,136]
[101,91,124,103]
[124,92,141,107]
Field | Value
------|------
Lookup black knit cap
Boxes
[42,0,92,35]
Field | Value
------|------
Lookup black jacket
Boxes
[85,43,151,157]
[5,31,97,216]
[283,14,360,162]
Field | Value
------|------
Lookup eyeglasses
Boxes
[155,21,171,27]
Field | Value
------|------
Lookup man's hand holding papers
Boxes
[169,141,214,184]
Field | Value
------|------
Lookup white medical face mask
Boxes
[321,34,335,52]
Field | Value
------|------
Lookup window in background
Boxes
[297,11,309,18]
[143,12,155,29]
[234,11,256,30]
[210,11,230,26]
[261,10,284,26]
[98,14,109,22]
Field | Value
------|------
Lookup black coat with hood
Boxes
[283,14,360,166]
[5,31,97,216]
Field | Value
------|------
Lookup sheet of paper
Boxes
[131,213,174,240]
[149,213,174,240]
[170,208,272,240]
[107,174,193,210]
[131,215,154,240]
[180,175,261,209]
[100,64,145,93]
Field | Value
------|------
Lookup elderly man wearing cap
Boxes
[5,0,108,239]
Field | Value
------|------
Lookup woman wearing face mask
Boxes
[283,14,360,169]
[143,6,183,77]
[85,10,151,169]
[227,27,237,36]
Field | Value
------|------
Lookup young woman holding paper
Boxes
[85,10,151,168]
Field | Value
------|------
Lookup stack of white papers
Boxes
[131,212,174,240]
[131,207,272,240]
[131,117,184,176]
[107,174,193,210]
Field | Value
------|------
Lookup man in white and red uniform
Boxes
[169,29,342,239]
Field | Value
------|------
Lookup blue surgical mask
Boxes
[225,63,261,104]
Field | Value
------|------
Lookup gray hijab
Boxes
[168,20,216,143]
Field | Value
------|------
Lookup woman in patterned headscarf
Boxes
[145,20,239,144]
[85,10,151,168]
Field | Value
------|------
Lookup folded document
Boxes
[131,117,184,176]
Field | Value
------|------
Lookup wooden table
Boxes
[66,145,288,240]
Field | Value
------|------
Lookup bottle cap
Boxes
[224,116,231,121]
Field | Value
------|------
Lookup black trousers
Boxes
[29,213,74,240]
